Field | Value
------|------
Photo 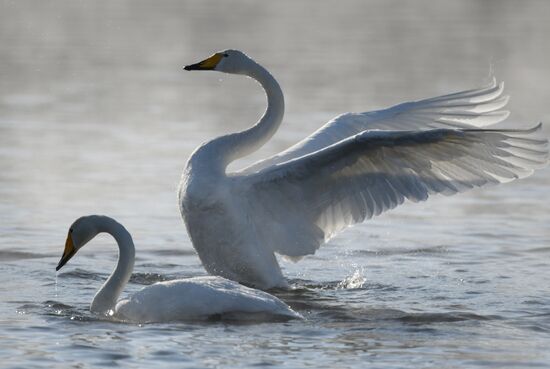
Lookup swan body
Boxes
[114,276,298,322]
[56,215,301,323]
[180,50,549,290]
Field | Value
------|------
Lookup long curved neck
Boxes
[90,217,135,315]
[191,61,285,173]
[227,63,285,164]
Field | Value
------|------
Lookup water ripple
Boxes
[0,250,52,261]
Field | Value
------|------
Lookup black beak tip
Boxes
[56,257,68,271]
[184,65,192,71]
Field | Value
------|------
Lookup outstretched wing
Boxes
[241,79,509,173]
[242,125,548,259]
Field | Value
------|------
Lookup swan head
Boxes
[56,215,102,271]
[184,49,254,75]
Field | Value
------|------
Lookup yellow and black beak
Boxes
[56,233,76,271]
[184,53,223,71]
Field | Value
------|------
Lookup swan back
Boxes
[114,276,301,322]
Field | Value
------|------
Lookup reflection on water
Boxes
[1,0,550,368]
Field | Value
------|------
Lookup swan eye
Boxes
[223,53,229,57]
[69,228,73,233]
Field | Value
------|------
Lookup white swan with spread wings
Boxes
[180,50,548,289]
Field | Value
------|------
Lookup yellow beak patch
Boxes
[56,233,76,271]
[184,53,223,71]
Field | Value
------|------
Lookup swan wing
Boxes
[241,79,509,173]
[243,124,548,259]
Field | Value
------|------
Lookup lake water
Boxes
[1,1,549,368]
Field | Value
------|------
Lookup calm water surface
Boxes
[1,1,549,368]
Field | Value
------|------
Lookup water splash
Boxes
[337,268,366,289]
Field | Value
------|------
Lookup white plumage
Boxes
[180,50,549,290]
[115,276,300,322]
[56,215,301,323]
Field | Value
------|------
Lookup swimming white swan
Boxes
[55,215,301,322]
[180,50,549,290]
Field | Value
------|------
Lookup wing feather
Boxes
[242,124,548,259]
[241,79,509,173]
